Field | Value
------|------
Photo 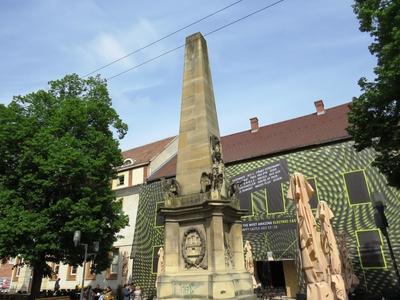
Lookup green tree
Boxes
[348,0,400,188]
[0,74,129,298]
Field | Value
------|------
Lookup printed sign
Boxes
[242,217,296,233]
[232,159,289,194]
[231,159,289,215]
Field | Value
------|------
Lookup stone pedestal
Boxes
[158,195,256,300]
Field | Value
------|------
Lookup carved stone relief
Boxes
[181,227,207,269]
[224,233,234,269]
[121,251,129,278]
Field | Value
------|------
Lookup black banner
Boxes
[242,217,296,233]
[232,159,289,194]
[231,159,289,215]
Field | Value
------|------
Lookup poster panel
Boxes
[231,159,289,216]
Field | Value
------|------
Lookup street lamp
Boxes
[372,192,400,286]
[73,230,99,300]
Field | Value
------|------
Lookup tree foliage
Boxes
[0,74,129,294]
[348,0,400,188]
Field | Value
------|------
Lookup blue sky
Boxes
[0,0,376,151]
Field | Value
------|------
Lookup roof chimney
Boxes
[314,99,325,115]
[250,117,259,133]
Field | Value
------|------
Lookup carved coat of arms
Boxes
[182,228,207,269]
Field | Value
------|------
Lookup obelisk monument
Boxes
[158,32,255,300]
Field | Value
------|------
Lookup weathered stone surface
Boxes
[158,32,255,300]
[176,32,220,196]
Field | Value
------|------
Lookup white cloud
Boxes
[90,33,133,67]
[69,17,176,77]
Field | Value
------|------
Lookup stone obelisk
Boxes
[158,32,255,300]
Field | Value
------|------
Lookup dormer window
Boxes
[123,158,135,166]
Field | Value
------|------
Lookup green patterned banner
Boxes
[130,141,400,297]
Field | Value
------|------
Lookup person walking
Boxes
[133,286,142,300]
[123,284,131,300]
[53,278,61,295]
[93,284,103,300]
[83,285,93,300]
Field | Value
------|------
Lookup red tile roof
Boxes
[122,136,175,166]
[142,103,351,181]
[222,102,351,163]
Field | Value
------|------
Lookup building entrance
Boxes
[256,261,286,295]
[255,260,298,298]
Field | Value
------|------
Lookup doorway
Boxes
[255,260,298,298]
[256,261,286,296]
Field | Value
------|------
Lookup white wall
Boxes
[115,194,139,248]
[131,168,144,186]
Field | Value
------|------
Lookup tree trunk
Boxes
[29,264,44,300]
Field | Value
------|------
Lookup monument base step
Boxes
[157,271,257,300]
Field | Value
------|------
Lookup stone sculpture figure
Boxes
[210,135,227,196]
[200,172,212,193]
[229,182,241,198]
[121,251,129,279]
[168,179,179,197]
[244,240,254,274]
[210,135,222,164]
[155,247,165,288]
[158,247,165,273]
[161,178,180,198]
[244,240,260,289]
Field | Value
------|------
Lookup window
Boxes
[117,175,125,186]
[66,265,77,281]
[70,266,77,275]
[155,202,165,227]
[356,229,386,269]
[266,182,285,214]
[106,249,119,280]
[239,193,254,216]
[123,158,135,166]
[111,250,119,274]
[85,261,96,280]
[343,170,371,205]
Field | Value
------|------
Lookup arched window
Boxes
[123,158,135,166]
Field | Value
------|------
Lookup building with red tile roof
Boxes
[147,101,351,181]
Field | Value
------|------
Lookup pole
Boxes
[80,244,88,300]
[382,229,400,287]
